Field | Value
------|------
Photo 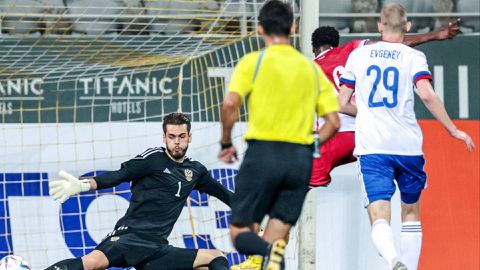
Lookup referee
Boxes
[46,113,232,270]
[219,1,340,269]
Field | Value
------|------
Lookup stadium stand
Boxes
[0,0,478,36]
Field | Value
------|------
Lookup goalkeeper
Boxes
[45,113,232,270]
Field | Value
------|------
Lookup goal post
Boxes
[298,1,320,269]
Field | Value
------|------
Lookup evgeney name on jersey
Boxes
[340,41,432,156]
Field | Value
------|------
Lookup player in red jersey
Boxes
[310,19,461,187]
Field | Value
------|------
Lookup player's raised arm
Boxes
[416,79,475,151]
[364,18,461,47]
[403,18,461,47]
[195,169,233,207]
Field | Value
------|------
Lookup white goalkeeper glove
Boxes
[49,170,91,204]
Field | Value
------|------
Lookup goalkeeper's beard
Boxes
[166,145,188,160]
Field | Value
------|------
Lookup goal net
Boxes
[0,0,300,268]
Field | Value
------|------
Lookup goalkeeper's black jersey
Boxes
[94,147,233,242]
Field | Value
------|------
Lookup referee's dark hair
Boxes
[311,26,340,49]
[162,112,191,133]
[259,0,293,37]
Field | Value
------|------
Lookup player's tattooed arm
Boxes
[402,18,461,47]
[338,85,357,117]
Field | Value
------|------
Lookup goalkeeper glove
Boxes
[49,170,91,204]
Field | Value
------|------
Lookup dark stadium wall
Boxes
[419,120,479,270]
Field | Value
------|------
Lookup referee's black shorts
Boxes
[231,140,313,226]
[95,230,197,269]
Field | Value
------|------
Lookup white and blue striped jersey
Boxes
[340,41,432,156]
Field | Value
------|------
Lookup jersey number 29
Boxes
[367,65,399,108]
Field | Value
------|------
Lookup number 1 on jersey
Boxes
[175,181,182,197]
[367,65,399,108]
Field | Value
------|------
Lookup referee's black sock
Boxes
[234,232,269,256]
[208,256,229,270]
[44,258,83,270]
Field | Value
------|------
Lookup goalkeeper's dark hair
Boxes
[162,112,191,133]
[259,0,293,37]
[311,26,340,49]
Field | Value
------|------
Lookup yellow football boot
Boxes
[230,255,263,270]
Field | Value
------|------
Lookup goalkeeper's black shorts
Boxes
[230,139,313,226]
[95,229,197,269]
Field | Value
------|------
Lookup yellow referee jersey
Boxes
[228,44,339,145]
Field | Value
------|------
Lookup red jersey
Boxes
[314,39,368,91]
[314,39,368,132]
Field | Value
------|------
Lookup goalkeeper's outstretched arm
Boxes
[91,167,131,190]
[49,167,131,203]
[49,156,152,203]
